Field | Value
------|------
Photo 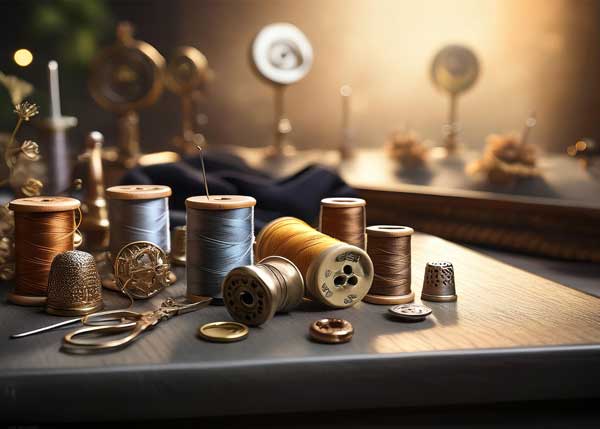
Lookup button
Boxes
[309,318,353,344]
[388,303,432,322]
[197,321,249,343]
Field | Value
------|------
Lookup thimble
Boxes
[171,225,186,266]
[421,261,457,302]
[47,250,104,316]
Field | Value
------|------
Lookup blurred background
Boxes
[1,0,599,154]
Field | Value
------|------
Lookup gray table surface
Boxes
[2,234,600,424]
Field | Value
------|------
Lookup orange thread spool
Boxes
[256,216,373,308]
[8,197,81,306]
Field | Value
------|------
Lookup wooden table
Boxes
[2,234,600,423]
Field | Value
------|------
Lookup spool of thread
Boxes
[364,225,415,305]
[8,196,81,306]
[319,197,366,250]
[186,195,256,302]
[223,256,304,326]
[256,216,373,308]
[106,185,172,257]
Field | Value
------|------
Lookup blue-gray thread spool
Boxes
[185,195,256,300]
[106,185,172,257]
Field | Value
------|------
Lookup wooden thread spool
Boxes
[223,256,304,326]
[8,196,81,306]
[186,195,256,302]
[256,216,373,308]
[319,197,366,250]
[364,225,415,305]
[106,185,172,257]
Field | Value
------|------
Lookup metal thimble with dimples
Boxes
[46,250,104,316]
[421,261,457,302]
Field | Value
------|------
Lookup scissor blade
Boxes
[10,317,82,339]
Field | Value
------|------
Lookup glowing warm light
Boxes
[13,49,33,67]
[575,140,587,151]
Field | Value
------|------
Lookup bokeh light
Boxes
[13,49,33,67]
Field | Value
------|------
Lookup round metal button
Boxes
[309,318,354,344]
[197,321,249,343]
[388,303,432,322]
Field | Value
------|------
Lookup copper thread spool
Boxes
[319,197,366,250]
[223,256,304,326]
[47,250,104,316]
[364,225,415,305]
[8,197,81,306]
[256,216,373,309]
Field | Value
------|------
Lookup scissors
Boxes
[60,297,212,353]
[11,297,212,353]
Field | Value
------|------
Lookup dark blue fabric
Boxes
[120,150,358,231]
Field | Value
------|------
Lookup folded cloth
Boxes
[120,150,358,231]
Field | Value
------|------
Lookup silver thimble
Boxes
[47,250,104,316]
[421,261,457,302]
[171,225,186,266]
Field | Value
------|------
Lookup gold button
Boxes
[197,321,249,343]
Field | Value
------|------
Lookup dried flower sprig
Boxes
[14,101,39,121]
[5,101,40,170]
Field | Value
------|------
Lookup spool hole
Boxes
[240,291,255,307]
[41,199,52,202]
[380,226,407,230]
[343,265,353,275]
[333,199,357,203]
[347,275,358,286]
[215,197,231,200]
[334,275,346,286]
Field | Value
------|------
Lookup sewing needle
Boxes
[196,144,210,199]
[11,317,83,339]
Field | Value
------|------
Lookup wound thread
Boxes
[9,197,81,304]
[366,225,414,301]
[185,195,256,300]
[223,256,304,326]
[319,197,366,249]
[256,216,374,308]
[106,185,172,258]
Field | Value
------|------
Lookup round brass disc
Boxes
[197,321,249,343]
[431,45,480,95]
[114,241,171,299]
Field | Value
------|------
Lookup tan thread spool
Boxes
[8,196,81,306]
[319,197,366,250]
[223,256,304,326]
[364,225,415,305]
[256,216,373,308]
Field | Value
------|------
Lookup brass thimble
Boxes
[47,250,104,316]
[171,225,186,266]
[421,261,457,302]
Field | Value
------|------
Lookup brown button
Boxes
[309,318,354,344]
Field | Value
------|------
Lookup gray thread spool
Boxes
[106,185,172,257]
[185,195,256,301]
